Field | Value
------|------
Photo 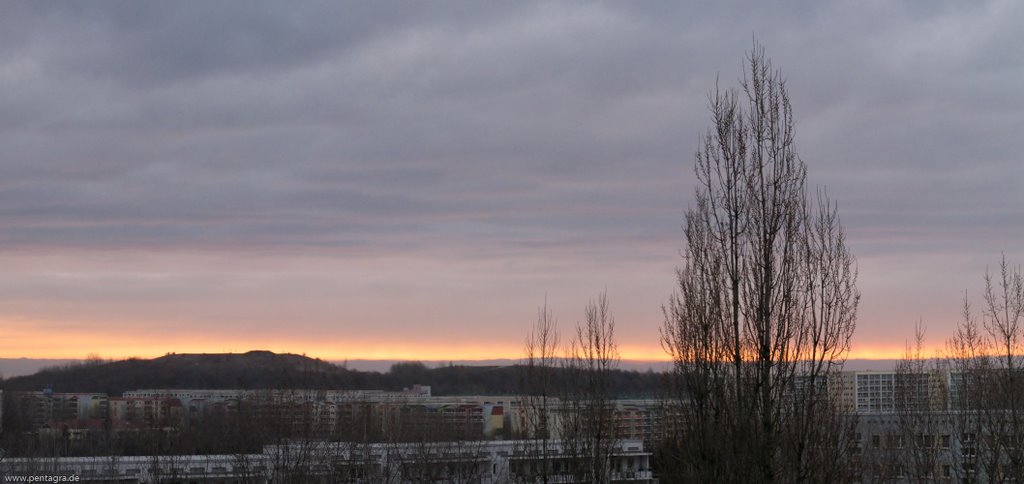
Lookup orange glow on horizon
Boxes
[2,333,913,363]
[0,317,671,361]
[0,339,672,362]
[1,316,922,363]
[846,346,913,360]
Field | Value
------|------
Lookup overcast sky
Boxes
[0,1,1021,360]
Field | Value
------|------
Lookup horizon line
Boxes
[0,351,907,363]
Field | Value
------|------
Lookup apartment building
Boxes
[0,438,655,483]
[8,390,108,432]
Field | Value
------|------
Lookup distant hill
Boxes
[0,357,673,380]
[0,350,664,397]
[0,351,362,396]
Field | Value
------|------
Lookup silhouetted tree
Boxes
[661,42,859,483]
[881,323,950,482]
[947,255,1024,483]
[562,291,620,483]
[518,297,561,483]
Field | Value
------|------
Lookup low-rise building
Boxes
[0,438,654,483]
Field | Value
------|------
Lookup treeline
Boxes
[0,350,663,397]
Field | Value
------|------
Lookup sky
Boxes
[0,1,1021,362]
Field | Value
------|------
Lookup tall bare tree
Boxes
[562,291,620,483]
[661,42,859,483]
[947,296,985,483]
[946,255,1024,483]
[518,298,561,483]
[885,323,951,483]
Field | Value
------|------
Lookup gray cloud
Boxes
[1,1,1022,351]
[1,1,697,258]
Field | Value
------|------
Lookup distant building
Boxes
[834,371,951,414]
[108,396,183,430]
[0,438,654,483]
[7,391,108,432]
